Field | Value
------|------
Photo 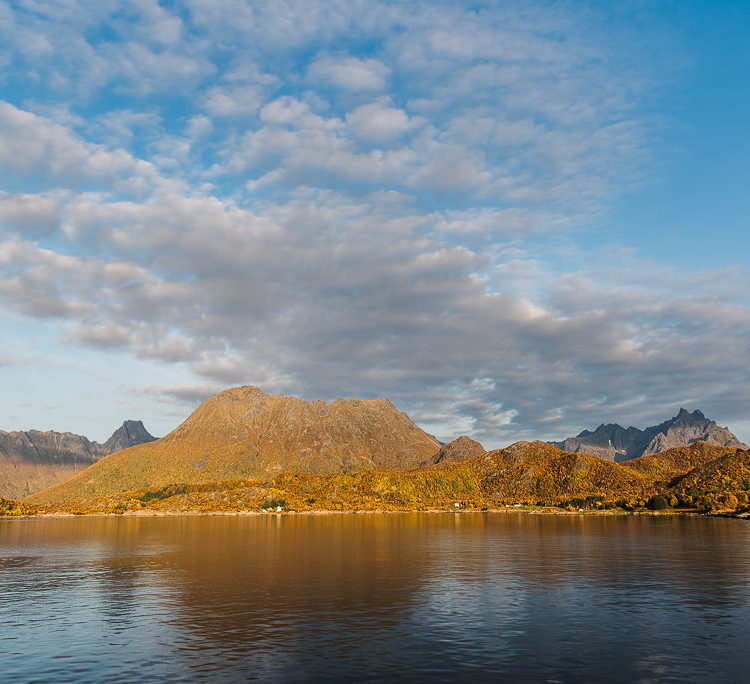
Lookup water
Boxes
[1,513,749,682]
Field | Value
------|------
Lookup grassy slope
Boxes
[0,459,92,500]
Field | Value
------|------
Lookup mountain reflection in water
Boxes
[2,513,750,682]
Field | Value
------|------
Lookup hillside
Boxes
[27,440,656,513]
[480,441,649,503]
[664,448,750,512]
[624,442,737,480]
[19,438,750,516]
[29,386,441,502]
[552,409,746,462]
[0,420,155,499]
[422,436,485,465]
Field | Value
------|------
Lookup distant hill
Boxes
[30,386,441,502]
[552,409,747,462]
[624,442,739,480]
[422,436,485,465]
[0,420,155,499]
[672,448,750,494]
[480,441,649,501]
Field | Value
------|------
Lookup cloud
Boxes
[308,55,390,91]
[136,384,224,406]
[346,100,414,144]
[3,178,750,447]
[0,102,137,188]
[0,193,61,238]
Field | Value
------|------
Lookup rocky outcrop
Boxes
[0,421,155,499]
[423,436,485,465]
[30,386,441,502]
[552,409,747,462]
[102,420,156,453]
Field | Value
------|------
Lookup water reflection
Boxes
[1,513,750,681]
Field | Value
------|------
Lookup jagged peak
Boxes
[554,408,746,463]
[671,408,709,425]
[102,420,156,451]
[119,419,147,431]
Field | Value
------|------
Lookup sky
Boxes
[1,0,750,447]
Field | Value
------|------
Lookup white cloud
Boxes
[346,100,414,144]
[308,54,390,91]
[0,102,136,187]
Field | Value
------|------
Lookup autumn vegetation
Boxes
[6,440,750,518]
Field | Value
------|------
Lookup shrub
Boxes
[648,495,668,510]
[263,497,287,509]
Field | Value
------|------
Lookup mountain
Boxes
[29,386,441,502]
[552,409,747,462]
[0,420,156,499]
[423,436,485,465]
[102,420,156,453]
[480,441,649,502]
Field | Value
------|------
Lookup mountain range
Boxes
[0,420,155,499]
[551,409,747,462]
[9,386,750,516]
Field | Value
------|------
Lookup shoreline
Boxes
[3,506,736,521]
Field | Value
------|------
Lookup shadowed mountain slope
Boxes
[553,409,746,462]
[30,386,441,502]
[0,421,155,498]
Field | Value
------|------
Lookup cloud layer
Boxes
[0,0,748,444]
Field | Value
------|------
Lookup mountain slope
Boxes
[553,409,746,462]
[423,436,485,465]
[29,386,441,502]
[480,441,649,502]
[0,420,155,498]
[671,449,750,494]
[624,442,738,480]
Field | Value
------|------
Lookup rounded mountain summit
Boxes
[30,386,441,502]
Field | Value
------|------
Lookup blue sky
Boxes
[1,0,750,446]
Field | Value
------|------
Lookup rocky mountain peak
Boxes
[0,419,156,499]
[671,408,706,425]
[553,409,747,462]
[102,420,156,453]
[423,435,485,466]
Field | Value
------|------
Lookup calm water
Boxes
[2,513,750,683]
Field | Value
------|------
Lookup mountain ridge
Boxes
[0,420,155,499]
[552,409,746,462]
